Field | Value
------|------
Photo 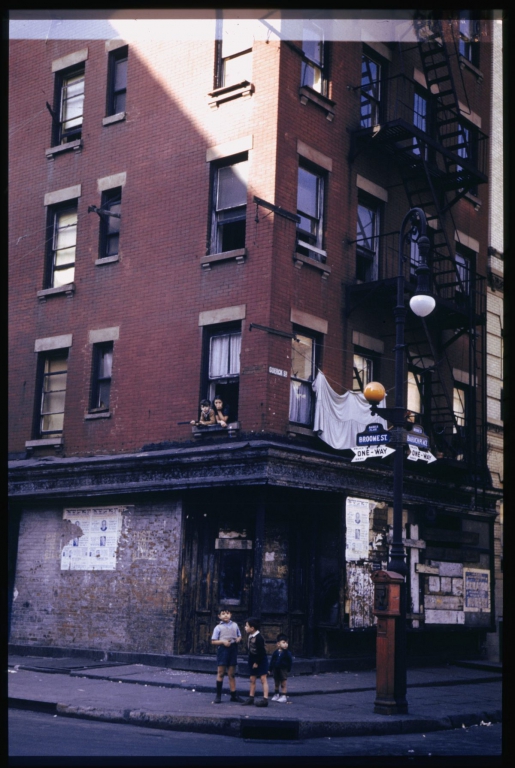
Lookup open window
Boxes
[289,330,319,426]
[215,19,253,89]
[46,202,78,288]
[300,20,327,95]
[210,155,248,254]
[35,350,69,438]
[352,350,375,392]
[204,324,241,422]
[458,11,480,67]
[51,66,85,145]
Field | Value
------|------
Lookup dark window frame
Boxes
[352,347,379,393]
[360,47,386,129]
[210,153,248,254]
[98,187,122,259]
[458,11,480,67]
[201,322,242,422]
[90,342,114,412]
[289,327,321,427]
[300,20,329,97]
[45,200,78,289]
[296,159,326,261]
[106,45,128,116]
[52,64,85,145]
[356,192,381,282]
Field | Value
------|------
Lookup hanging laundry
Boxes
[312,371,388,450]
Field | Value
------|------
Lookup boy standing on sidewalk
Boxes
[211,609,244,703]
[242,617,269,707]
[269,633,293,702]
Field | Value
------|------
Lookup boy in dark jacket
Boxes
[269,633,293,702]
[242,617,269,707]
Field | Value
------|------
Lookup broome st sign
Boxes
[352,424,395,462]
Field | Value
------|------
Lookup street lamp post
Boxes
[364,207,435,715]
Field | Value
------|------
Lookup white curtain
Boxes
[209,333,241,378]
[289,380,312,424]
[312,371,388,450]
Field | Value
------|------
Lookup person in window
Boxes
[213,397,230,428]
[191,399,216,427]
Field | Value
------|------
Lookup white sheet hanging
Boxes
[312,371,388,450]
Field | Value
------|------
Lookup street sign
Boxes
[356,423,391,446]
[351,444,396,462]
[406,445,436,463]
[405,424,429,450]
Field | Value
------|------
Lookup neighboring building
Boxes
[485,15,504,662]
[8,11,501,665]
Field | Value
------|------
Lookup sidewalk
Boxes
[8,655,502,740]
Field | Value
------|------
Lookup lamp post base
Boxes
[374,696,408,715]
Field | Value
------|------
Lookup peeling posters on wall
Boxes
[61,507,123,570]
[345,497,371,561]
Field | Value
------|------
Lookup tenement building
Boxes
[8,11,502,665]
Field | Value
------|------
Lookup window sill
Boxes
[25,437,63,449]
[463,191,482,210]
[458,55,483,83]
[102,111,126,126]
[200,248,247,270]
[293,252,331,279]
[95,255,119,266]
[85,411,111,420]
[208,81,254,108]
[45,139,83,159]
[288,424,315,437]
[192,422,240,438]
[37,283,75,301]
[298,86,335,121]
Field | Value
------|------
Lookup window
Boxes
[453,383,467,430]
[99,188,122,259]
[215,19,253,89]
[205,326,241,420]
[407,370,423,419]
[360,52,381,128]
[90,343,113,411]
[47,203,78,288]
[296,163,326,261]
[289,332,318,425]
[356,195,379,281]
[412,90,429,157]
[458,11,480,67]
[455,243,474,298]
[37,351,68,437]
[455,121,478,192]
[301,21,326,94]
[52,66,85,145]
[106,46,128,116]
[211,156,248,253]
[352,352,374,392]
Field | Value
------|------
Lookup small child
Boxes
[269,633,293,702]
[242,617,269,707]
[211,609,244,704]
[191,399,215,427]
[213,396,230,427]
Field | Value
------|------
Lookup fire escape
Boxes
[348,18,489,485]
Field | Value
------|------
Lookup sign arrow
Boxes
[406,445,437,463]
[351,444,396,462]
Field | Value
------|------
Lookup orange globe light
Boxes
[363,381,386,404]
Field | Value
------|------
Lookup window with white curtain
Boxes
[206,328,241,421]
[289,332,318,426]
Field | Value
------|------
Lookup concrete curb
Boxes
[9,697,502,739]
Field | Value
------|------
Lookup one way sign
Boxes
[406,445,437,463]
[351,444,396,462]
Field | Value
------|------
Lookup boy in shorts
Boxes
[242,617,269,707]
[269,633,293,702]
[211,609,244,703]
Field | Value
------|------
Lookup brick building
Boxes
[8,11,501,665]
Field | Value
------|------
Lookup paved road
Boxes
[9,708,502,764]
